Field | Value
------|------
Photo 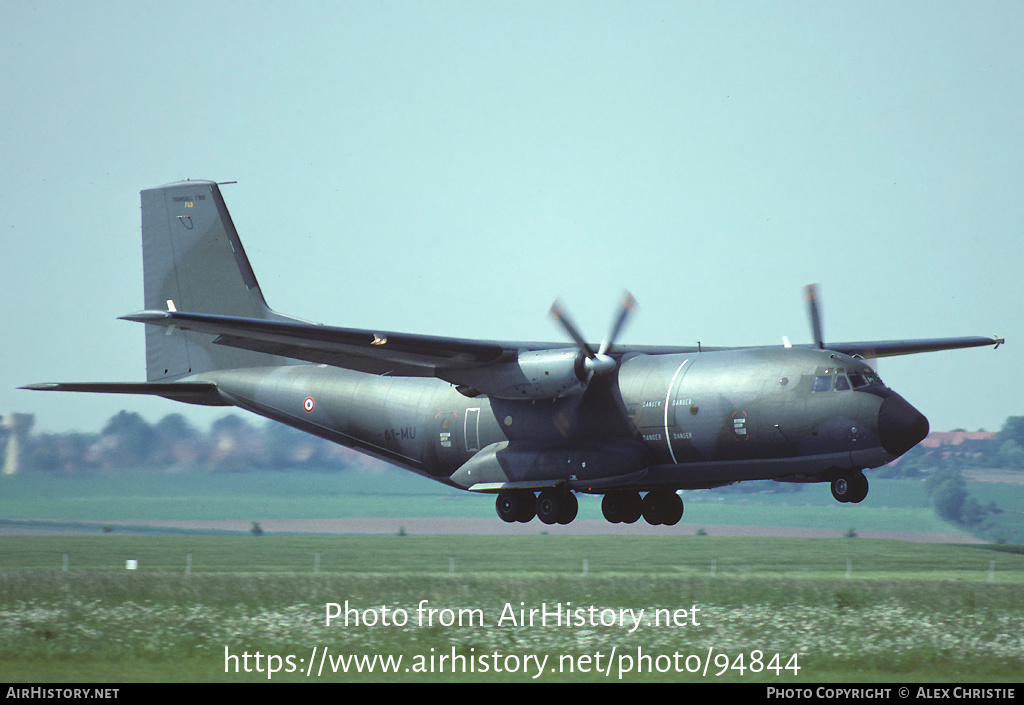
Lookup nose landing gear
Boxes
[831,471,869,503]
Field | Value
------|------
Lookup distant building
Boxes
[919,431,996,459]
[2,413,35,475]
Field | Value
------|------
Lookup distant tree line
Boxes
[882,417,1024,477]
[2,412,1022,528]
[879,417,1024,536]
[0,411,374,474]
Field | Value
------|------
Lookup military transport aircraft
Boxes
[24,180,1005,526]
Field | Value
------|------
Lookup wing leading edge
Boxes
[118,308,1003,378]
[825,336,1003,359]
[119,310,519,376]
[22,311,1002,400]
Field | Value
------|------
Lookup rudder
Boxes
[141,180,292,380]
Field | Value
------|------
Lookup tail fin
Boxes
[141,180,292,380]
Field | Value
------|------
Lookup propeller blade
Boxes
[805,283,824,349]
[598,291,637,356]
[549,301,598,359]
[550,294,637,377]
[863,345,879,371]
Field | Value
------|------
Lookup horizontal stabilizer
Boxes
[20,382,227,406]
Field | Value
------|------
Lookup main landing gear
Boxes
[830,471,869,504]
[605,489,683,526]
[495,488,577,525]
[495,488,683,526]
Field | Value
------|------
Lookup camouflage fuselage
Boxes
[196,345,915,493]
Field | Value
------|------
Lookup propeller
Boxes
[805,283,878,369]
[805,283,824,349]
[550,292,637,377]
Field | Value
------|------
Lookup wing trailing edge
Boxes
[118,309,514,375]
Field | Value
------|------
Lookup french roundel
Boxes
[303,396,315,413]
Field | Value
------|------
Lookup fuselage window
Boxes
[848,371,867,389]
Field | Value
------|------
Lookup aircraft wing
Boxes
[118,310,1003,380]
[824,336,1003,358]
[119,310,537,376]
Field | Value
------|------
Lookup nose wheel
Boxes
[831,472,869,503]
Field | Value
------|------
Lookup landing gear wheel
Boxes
[849,472,868,503]
[537,489,576,525]
[603,491,643,524]
[602,492,625,523]
[830,476,851,503]
[557,492,578,524]
[621,492,642,524]
[662,492,684,525]
[831,472,869,504]
[517,494,537,522]
[496,489,535,523]
[642,490,684,526]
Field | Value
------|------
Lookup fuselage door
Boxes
[465,407,481,452]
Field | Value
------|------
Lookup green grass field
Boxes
[2,470,1022,541]
[1,535,1021,683]
[1,470,1022,682]
[2,534,1022,579]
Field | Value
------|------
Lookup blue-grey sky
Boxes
[2,1,1021,435]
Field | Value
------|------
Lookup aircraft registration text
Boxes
[384,427,417,442]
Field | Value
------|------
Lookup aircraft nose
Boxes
[878,393,930,457]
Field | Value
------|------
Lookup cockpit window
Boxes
[812,367,884,393]
[810,373,864,392]
[848,370,884,390]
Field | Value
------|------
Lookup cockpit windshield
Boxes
[811,368,884,392]
[847,369,884,390]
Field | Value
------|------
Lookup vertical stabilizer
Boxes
[141,180,291,380]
